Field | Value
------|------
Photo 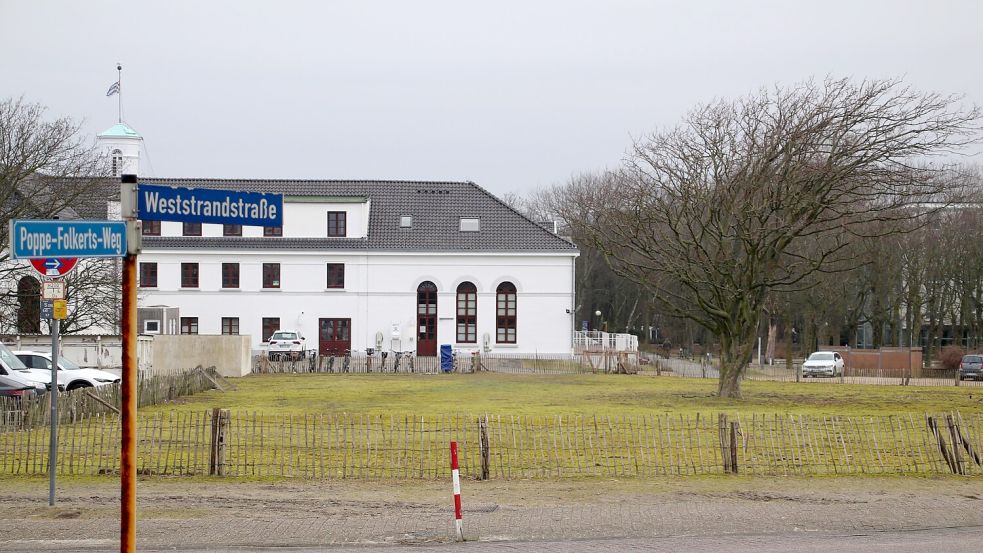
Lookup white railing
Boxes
[572,331,638,352]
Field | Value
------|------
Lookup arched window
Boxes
[17,276,41,333]
[496,282,517,344]
[111,149,123,177]
[456,282,477,343]
[416,281,438,356]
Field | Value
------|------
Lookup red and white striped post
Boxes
[450,440,464,541]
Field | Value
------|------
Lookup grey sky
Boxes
[2,0,980,196]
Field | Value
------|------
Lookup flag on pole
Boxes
[106,81,120,96]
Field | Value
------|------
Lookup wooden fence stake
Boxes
[209,408,229,476]
[478,415,490,480]
[729,421,739,474]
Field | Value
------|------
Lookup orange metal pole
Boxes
[120,175,138,553]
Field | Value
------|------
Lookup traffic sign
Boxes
[40,299,53,319]
[9,220,127,259]
[30,257,78,277]
[41,281,66,300]
[52,300,68,320]
[138,183,283,227]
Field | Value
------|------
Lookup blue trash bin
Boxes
[440,345,453,372]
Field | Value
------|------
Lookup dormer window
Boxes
[400,215,413,228]
[459,218,480,232]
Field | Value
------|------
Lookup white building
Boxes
[3,122,580,355]
[135,178,580,356]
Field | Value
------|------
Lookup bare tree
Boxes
[0,97,108,260]
[559,78,979,398]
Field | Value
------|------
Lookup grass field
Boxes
[144,372,983,417]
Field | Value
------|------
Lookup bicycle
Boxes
[342,349,351,373]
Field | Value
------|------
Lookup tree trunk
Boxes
[765,319,777,364]
[717,332,756,399]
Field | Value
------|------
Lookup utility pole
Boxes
[120,173,141,553]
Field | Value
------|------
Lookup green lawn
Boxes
[144,372,983,417]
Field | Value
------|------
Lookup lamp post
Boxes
[594,310,602,332]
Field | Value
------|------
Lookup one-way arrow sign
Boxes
[30,257,78,277]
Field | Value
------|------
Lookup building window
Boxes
[111,149,123,177]
[263,263,280,288]
[459,218,480,232]
[496,281,517,343]
[327,211,347,237]
[326,263,345,288]
[456,281,477,343]
[142,220,161,236]
[183,222,202,236]
[180,317,198,335]
[262,317,280,342]
[144,320,160,334]
[181,263,199,288]
[221,317,239,335]
[222,263,240,288]
[139,262,158,288]
[400,215,413,228]
[263,226,282,237]
[223,224,242,236]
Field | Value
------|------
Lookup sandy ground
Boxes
[1,475,982,550]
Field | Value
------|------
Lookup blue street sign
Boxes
[9,220,127,259]
[138,183,283,227]
[581,320,589,332]
[40,299,53,320]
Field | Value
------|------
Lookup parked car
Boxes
[14,351,121,390]
[0,373,40,400]
[802,351,844,378]
[0,342,50,394]
[958,354,983,381]
[267,330,306,360]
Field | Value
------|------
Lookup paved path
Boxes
[2,477,982,551]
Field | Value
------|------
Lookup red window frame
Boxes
[327,211,347,237]
[456,282,477,343]
[326,263,345,288]
[496,282,517,344]
[223,224,242,236]
[263,226,282,237]
[262,317,280,342]
[181,263,199,288]
[180,317,198,335]
[183,222,202,236]
[222,263,240,288]
[263,263,280,289]
[139,262,158,287]
[141,220,161,236]
[221,317,239,335]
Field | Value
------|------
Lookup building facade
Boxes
[136,178,579,356]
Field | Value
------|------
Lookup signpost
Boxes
[41,280,66,300]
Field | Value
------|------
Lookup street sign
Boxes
[9,220,127,259]
[30,257,78,277]
[41,281,66,300]
[137,183,283,227]
[52,300,68,320]
[40,299,53,319]
[582,320,589,332]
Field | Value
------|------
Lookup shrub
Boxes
[940,346,965,371]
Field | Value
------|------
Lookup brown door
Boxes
[318,318,351,355]
[417,281,437,356]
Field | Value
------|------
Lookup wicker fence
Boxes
[1,410,981,479]
[0,367,227,432]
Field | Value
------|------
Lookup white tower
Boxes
[97,123,142,177]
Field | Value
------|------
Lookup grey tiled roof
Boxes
[132,178,578,253]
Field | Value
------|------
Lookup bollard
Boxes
[450,441,464,541]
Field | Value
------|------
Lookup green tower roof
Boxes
[98,123,141,138]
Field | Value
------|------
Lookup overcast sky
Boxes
[1,1,980,196]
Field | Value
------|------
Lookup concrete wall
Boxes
[150,334,251,377]
[4,334,153,371]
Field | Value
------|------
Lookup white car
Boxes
[802,351,845,378]
[0,342,50,393]
[267,330,307,360]
[14,350,121,390]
